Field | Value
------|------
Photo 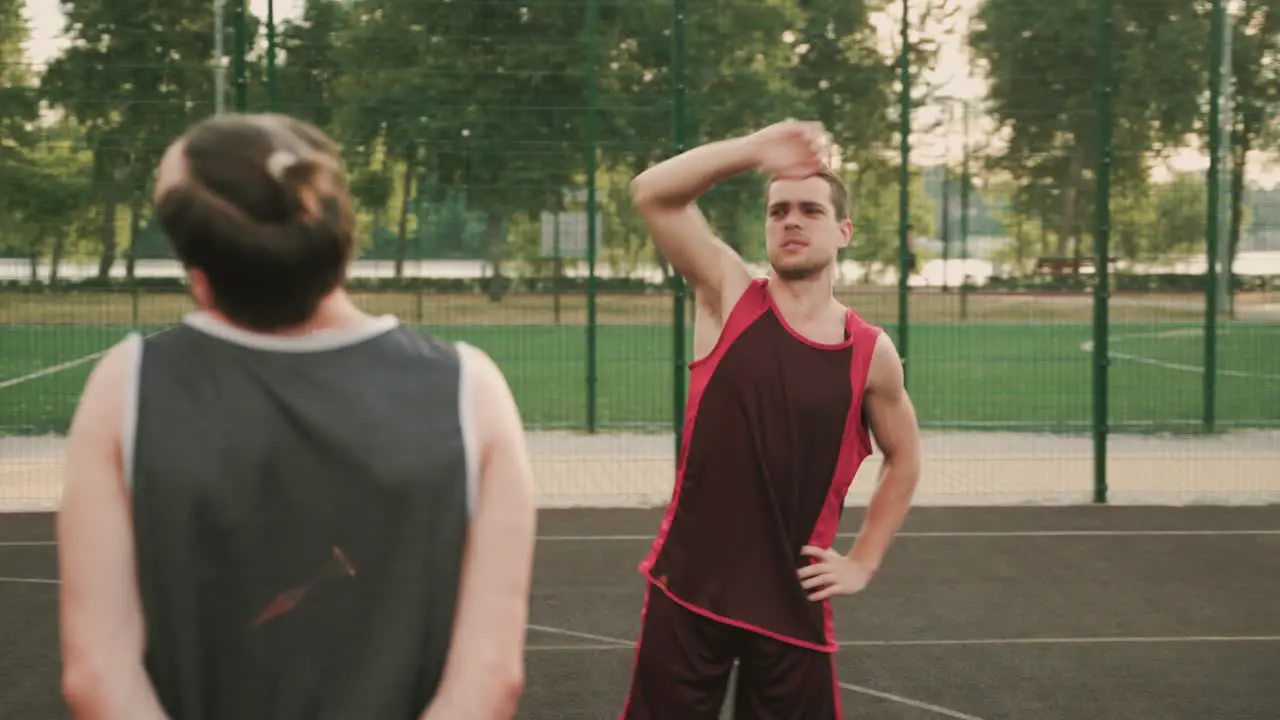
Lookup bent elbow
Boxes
[494,669,526,717]
[61,660,109,718]
[883,451,922,485]
[629,174,656,209]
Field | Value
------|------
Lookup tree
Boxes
[970,0,1206,267]
[41,0,260,278]
[1225,1,1280,314]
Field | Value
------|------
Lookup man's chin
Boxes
[770,261,827,281]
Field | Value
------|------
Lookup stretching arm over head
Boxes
[629,121,832,335]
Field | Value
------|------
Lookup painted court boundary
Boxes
[3,581,1272,717]
[535,529,1280,541]
[3,528,1279,549]
[522,624,1279,720]
[525,624,969,720]
[0,328,172,390]
[1079,326,1280,382]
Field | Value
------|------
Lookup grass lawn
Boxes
[2,290,1276,435]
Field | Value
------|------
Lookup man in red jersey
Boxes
[617,120,922,720]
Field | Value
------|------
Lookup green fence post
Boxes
[672,0,688,457]
[1204,0,1226,433]
[585,0,600,433]
[1092,0,1115,504]
[214,0,227,114]
[266,0,278,111]
[233,0,247,112]
[897,0,910,386]
[960,101,970,321]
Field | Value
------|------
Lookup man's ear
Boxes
[187,267,214,311]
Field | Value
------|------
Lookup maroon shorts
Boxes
[618,583,843,720]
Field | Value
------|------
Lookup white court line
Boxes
[534,529,1280,542]
[5,529,1279,548]
[836,635,1280,647]
[527,644,629,652]
[0,576,58,585]
[527,623,632,647]
[0,328,170,390]
[520,635,1280,652]
[1081,328,1280,382]
[0,353,107,390]
[526,643,633,651]
[527,623,985,719]
[838,682,986,720]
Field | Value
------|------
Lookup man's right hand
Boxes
[747,120,833,180]
[628,120,832,356]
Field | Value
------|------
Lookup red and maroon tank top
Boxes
[639,276,883,652]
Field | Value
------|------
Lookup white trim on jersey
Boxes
[456,342,480,519]
[181,311,399,352]
[121,332,145,491]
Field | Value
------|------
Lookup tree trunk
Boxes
[48,233,67,285]
[394,156,415,279]
[1227,124,1250,319]
[28,232,44,283]
[484,211,508,302]
[98,178,119,279]
[1059,140,1085,265]
[127,196,144,281]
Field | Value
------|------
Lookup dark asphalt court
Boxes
[3,506,1279,719]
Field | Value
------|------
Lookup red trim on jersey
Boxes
[649,578,836,653]
[808,310,882,647]
[638,279,771,577]
[638,277,883,654]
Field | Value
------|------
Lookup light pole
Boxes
[933,95,972,319]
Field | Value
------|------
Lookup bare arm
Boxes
[630,121,830,332]
[58,336,170,720]
[423,344,537,720]
[628,136,759,324]
[845,334,921,572]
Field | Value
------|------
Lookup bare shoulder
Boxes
[694,267,754,323]
[457,341,503,390]
[866,331,905,397]
[68,334,142,440]
[456,341,530,467]
[93,334,142,387]
[457,342,521,427]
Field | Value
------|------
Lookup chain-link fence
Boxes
[1,0,1277,510]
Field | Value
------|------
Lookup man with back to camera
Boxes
[617,120,923,719]
[56,113,536,720]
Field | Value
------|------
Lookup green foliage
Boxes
[9,0,1280,287]
[3,0,930,282]
[970,0,1207,264]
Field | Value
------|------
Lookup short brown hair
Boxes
[765,168,850,221]
[156,114,355,331]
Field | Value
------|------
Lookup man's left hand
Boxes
[796,546,876,602]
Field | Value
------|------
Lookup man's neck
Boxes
[201,290,376,337]
[766,270,840,322]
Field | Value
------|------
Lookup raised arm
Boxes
[629,121,832,326]
[422,343,537,720]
